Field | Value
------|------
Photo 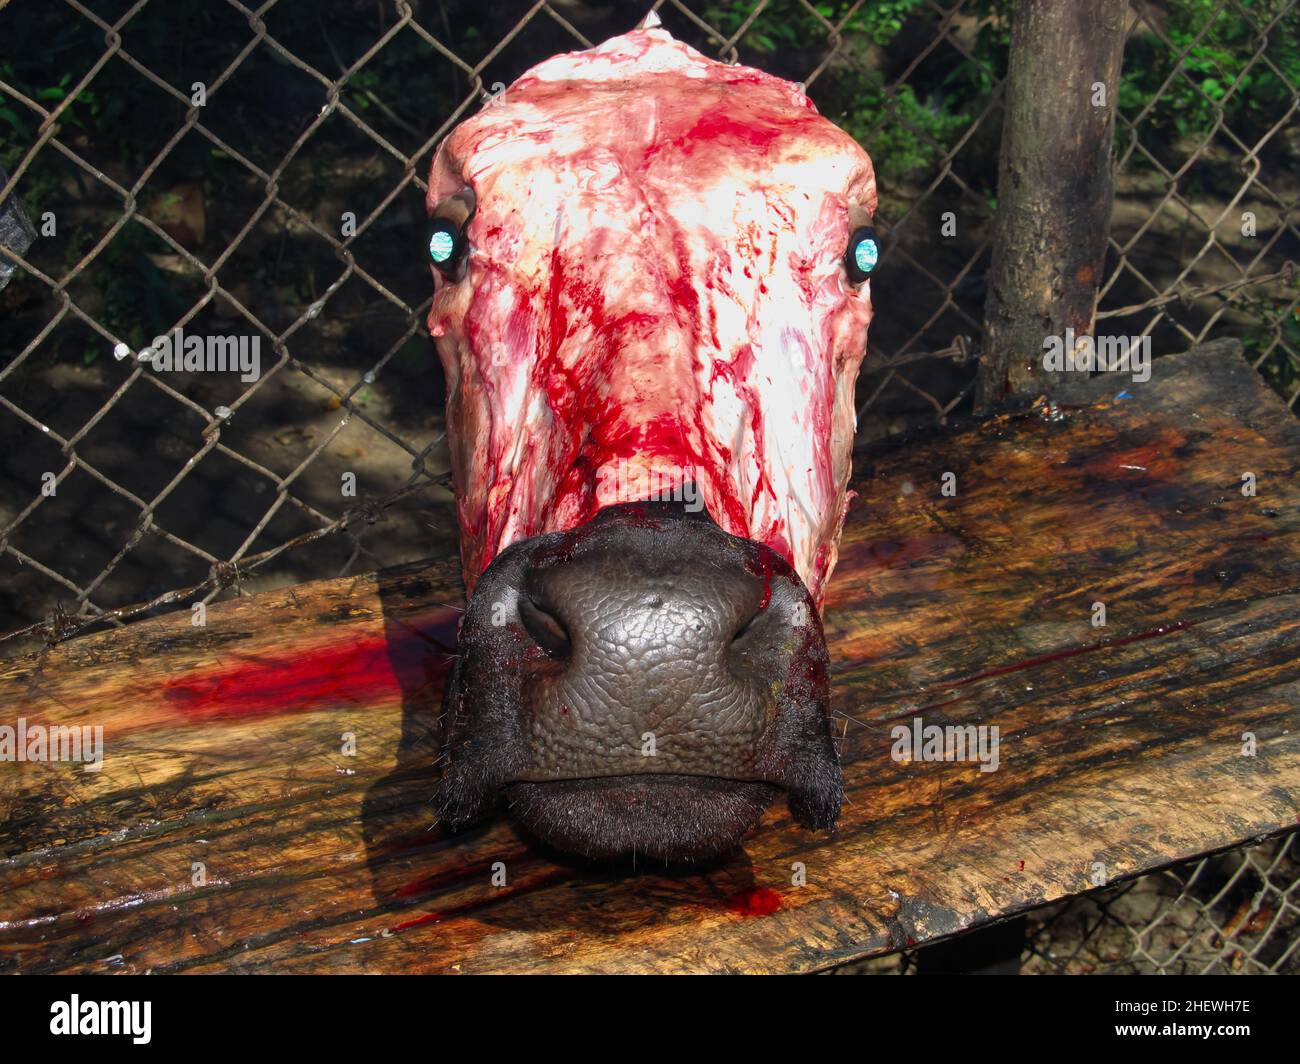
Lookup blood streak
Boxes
[160,610,458,720]
[744,549,778,611]
[939,618,1202,690]
[427,23,877,609]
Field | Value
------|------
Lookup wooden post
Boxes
[977,0,1128,412]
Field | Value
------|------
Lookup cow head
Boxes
[427,17,876,861]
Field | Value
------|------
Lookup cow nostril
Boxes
[726,610,767,681]
[730,609,762,646]
[519,595,571,659]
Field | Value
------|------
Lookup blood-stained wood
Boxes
[1,340,1297,974]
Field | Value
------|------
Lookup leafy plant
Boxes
[1120,0,1300,147]
[1242,290,1300,399]
[701,0,1012,184]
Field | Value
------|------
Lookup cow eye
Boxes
[427,187,476,281]
[845,225,879,284]
[427,219,464,276]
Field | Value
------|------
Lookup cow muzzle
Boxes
[435,499,843,861]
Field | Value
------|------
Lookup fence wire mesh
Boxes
[1022,832,1300,975]
[0,0,1297,972]
[836,830,1300,974]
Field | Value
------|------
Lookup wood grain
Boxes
[1,340,1297,973]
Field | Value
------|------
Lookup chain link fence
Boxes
[1023,833,1300,974]
[0,0,1297,971]
[836,831,1299,973]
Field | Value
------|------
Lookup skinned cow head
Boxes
[427,16,876,862]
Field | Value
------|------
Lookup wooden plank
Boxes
[1,340,1297,974]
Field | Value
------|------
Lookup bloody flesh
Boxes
[428,22,876,606]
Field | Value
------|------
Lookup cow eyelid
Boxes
[428,188,477,281]
[845,225,878,285]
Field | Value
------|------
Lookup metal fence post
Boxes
[977,0,1129,412]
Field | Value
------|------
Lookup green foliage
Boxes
[1120,0,1300,145]
[704,0,931,48]
[840,0,929,45]
[92,223,193,355]
[1242,291,1300,399]
[0,65,98,185]
[701,0,810,52]
[837,81,972,182]
[702,0,1013,184]
[336,31,442,125]
[0,10,156,175]
[700,0,1297,179]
